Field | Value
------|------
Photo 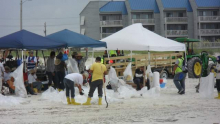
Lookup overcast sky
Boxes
[0,0,111,37]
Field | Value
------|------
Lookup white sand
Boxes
[0,78,219,124]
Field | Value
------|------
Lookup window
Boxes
[132,14,140,19]
[141,14,148,19]
[199,11,207,16]
[80,16,85,25]
[102,28,106,33]
[178,12,184,17]
[212,11,218,16]
[102,16,106,21]
[166,13,173,17]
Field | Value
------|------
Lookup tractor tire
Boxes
[208,63,216,77]
[188,57,202,78]
[160,70,169,79]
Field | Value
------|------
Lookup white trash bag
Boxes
[153,72,160,94]
[11,63,27,98]
[108,67,119,81]
[146,65,153,87]
[123,62,133,82]
[108,67,119,92]
[199,73,215,99]
[67,58,79,74]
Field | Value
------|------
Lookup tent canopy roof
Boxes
[47,29,106,48]
[0,30,66,50]
[97,23,185,51]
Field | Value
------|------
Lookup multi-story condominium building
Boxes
[80,0,220,42]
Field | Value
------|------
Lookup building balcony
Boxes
[198,16,220,23]
[132,19,155,25]
[199,29,220,36]
[100,20,123,27]
[165,17,188,24]
[166,30,188,37]
[101,33,113,39]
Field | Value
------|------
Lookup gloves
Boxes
[80,91,84,95]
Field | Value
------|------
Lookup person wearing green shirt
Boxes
[172,54,186,95]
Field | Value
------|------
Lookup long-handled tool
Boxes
[103,81,108,108]
[101,62,108,108]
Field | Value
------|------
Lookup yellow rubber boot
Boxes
[215,93,220,99]
[33,88,38,93]
[58,89,63,92]
[71,98,81,105]
[98,98,102,105]
[82,97,91,105]
[67,97,71,105]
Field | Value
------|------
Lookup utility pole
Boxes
[44,22,47,36]
[20,0,22,30]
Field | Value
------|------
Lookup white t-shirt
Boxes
[4,72,11,82]
[28,74,37,84]
[216,63,220,79]
[0,63,5,78]
[65,73,83,86]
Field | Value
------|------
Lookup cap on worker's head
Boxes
[76,53,83,57]
[96,57,101,62]
[72,52,78,56]
[29,51,34,54]
[82,71,89,79]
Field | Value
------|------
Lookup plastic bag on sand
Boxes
[146,65,154,87]
[153,72,160,93]
[116,85,140,99]
[139,87,160,98]
[199,73,215,99]
[123,63,133,81]
[108,67,118,81]
[0,94,26,106]
[11,63,27,98]
[41,87,67,104]
[67,58,79,74]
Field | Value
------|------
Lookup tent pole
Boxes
[22,50,23,62]
[68,47,70,57]
[24,50,26,72]
[42,50,46,66]
[143,51,147,87]
[148,50,150,65]
[130,50,132,62]
[92,49,94,64]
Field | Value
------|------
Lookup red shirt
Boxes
[23,72,28,82]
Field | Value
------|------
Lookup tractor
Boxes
[175,38,217,78]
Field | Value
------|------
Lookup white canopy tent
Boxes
[95,23,186,51]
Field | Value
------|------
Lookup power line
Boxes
[0,24,79,27]
[0,16,79,20]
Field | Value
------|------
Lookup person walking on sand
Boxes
[172,54,186,95]
[83,57,107,105]
[64,72,88,105]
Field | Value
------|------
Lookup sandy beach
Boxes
[0,77,219,124]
